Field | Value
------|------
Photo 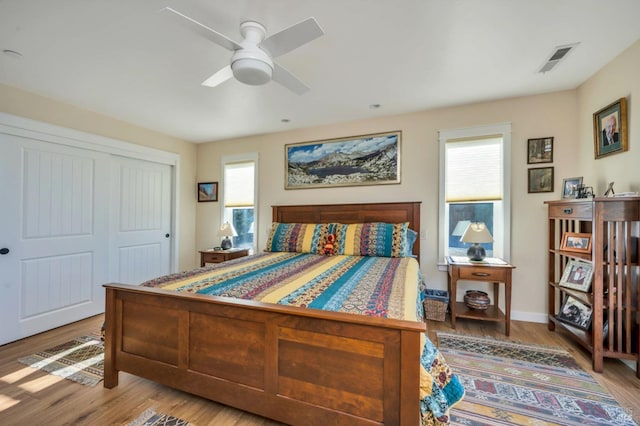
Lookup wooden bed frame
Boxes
[104,201,425,425]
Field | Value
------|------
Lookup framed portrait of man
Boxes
[593,97,628,159]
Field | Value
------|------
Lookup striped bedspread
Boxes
[142,252,464,425]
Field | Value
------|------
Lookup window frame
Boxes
[438,123,511,270]
[221,153,259,254]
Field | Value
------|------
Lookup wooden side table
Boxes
[199,248,249,267]
[446,257,515,336]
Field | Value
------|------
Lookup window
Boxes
[438,124,511,267]
[221,154,258,253]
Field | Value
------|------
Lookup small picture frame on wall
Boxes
[594,97,628,159]
[561,176,583,199]
[198,182,218,202]
[527,167,554,193]
[527,137,553,164]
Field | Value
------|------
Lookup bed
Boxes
[103,202,463,425]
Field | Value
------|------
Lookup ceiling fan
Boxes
[164,7,324,95]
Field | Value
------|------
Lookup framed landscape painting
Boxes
[527,137,553,164]
[197,182,218,202]
[285,131,401,189]
[527,167,553,193]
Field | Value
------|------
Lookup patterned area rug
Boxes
[18,335,103,386]
[437,332,637,426]
[127,408,191,426]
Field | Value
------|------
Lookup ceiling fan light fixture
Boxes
[232,58,273,85]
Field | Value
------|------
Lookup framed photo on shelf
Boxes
[560,232,592,254]
[527,137,553,164]
[559,259,594,292]
[527,166,554,193]
[557,295,593,330]
[197,182,218,202]
[561,176,583,199]
[593,97,628,159]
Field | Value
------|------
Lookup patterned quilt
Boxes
[142,252,464,424]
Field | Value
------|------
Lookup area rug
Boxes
[127,408,191,426]
[437,332,637,426]
[18,335,104,386]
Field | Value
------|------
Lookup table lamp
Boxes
[218,221,237,250]
[460,222,493,261]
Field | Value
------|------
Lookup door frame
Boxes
[0,112,180,273]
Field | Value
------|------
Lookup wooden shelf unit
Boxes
[546,198,640,377]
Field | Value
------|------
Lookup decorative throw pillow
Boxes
[265,222,341,254]
[339,222,410,257]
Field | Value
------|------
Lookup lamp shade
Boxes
[217,222,238,238]
[460,222,493,244]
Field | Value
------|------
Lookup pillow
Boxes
[265,222,341,254]
[339,222,410,258]
[405,228,418,258]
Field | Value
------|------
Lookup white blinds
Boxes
[224,161,255,207]
[445,136,503,202]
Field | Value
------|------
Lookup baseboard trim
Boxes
[511,310,547,323]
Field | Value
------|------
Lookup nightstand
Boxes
[199,248,249,267]
[446,256,515,336]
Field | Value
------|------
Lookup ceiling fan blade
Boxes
[163,7,242,52]
[202,65,234,87]
[272,63,309,95]
[261,17,323,57]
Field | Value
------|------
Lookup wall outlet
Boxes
[420,230,426,240]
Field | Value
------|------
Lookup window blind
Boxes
[445,136,502,202]
[224,161,255,207]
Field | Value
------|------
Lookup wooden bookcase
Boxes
[546,197,639,377]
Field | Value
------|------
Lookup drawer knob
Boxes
[563,208,573,214]
[471,272,490,277]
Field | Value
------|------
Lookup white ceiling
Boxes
[2,0,640,143]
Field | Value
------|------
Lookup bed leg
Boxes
[103,286,119,388]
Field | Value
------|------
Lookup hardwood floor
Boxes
[0,314,638,425]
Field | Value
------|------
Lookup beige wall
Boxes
[196,90,580,321]
[577,40,640,193]
[3,37,637,321]
[0,83,198,270]
[197,40,639,321]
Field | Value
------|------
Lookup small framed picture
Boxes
[527,166,554,193]
[593,97,628,159]
[559,259,594,292]
[560,232,592,254]
[527,137,553,164]
[557,295,593,330]
[561,176,583,199]
[197,182,218,202]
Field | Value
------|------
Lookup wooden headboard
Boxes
[272,201,421,259]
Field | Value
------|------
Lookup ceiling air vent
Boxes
[538,43,579,73]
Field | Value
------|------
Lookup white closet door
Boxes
[0,135,110,344]
[110,156,172,284]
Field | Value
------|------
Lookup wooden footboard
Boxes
[104,283,425,425]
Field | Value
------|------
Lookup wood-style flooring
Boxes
[0,314,638,425]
